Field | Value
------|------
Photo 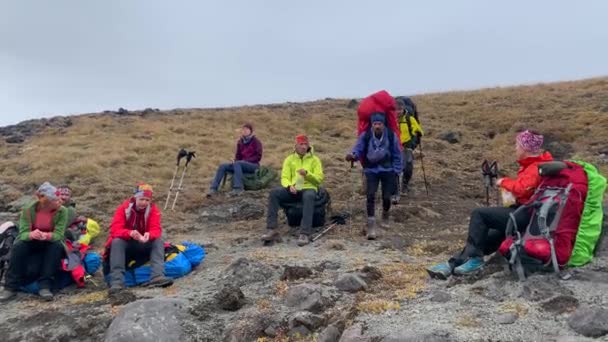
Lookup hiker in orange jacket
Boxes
[104,183,173,293]
[427,130,553,279]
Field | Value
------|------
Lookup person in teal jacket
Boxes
[261,134,324,246]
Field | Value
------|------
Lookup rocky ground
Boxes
[0,178,607,342]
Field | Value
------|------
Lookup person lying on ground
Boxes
[104,183,173,294]
[346,113,402,240]
[57,185,100,246]
[207,123,263,197]
[0,182,67,301]
[261,134,324,247]
[426,130,553,279]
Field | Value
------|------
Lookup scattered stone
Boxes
[359,266,382,282]
[285,283,324,312]
[339,323,369,342]
[5,135,25,144]
[567,307,608,338]
[288,311,324,330]
[105,298,187,342]
[486,130,497,139]
[221,257,276,287]
[281,265,313,281]
[215,284,246,311]
[108,289,137,307]
[335,273,368,292]
[497,312,518,325]
[224,311,273,342]
[318,325,341,342]
[430,290,452,303]
[540,295,579,314]
[438,131,461,144]
[288,325,311,338]
[316,260,341,272]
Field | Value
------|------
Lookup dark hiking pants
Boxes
[109,238,165,287]
[266,187,316,235]
[366,171,396,217]
[4,240,65,291]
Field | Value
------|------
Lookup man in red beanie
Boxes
[207,123,263,197]
[104,183,173,292]
[261,134,324,246]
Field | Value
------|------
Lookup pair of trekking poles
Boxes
[482,159,499,206]
[164,149,196,211]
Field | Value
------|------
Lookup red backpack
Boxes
[357,90,401,142]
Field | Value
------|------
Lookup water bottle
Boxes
[295,175,304,191]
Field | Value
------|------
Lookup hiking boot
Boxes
[205,189,218,198]
[366,217,377,240]
[228,188,244,197]
[401,183,410,194]
[145,276,174,288]
[391,194,400,205]
[426,263,453,280]
[297,234,311,247]
[261,229,281,242]
[0,288,17,302]
[38,288,53,301]
[380,210,390,228]
[453,257,485,275]
[108,285,124,295]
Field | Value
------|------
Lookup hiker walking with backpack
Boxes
[427,130,553,279]
[261,134,324,246]
[395,97,424,195]
[207,123,263,197]
[0,182,68,301]
[346,113,402,240]
[104,183,173,294]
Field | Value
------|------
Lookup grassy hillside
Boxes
[0,77,607,228]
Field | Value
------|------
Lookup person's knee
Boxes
[302,191,315,202]
[269,187,284,199]
[111,238,128,250]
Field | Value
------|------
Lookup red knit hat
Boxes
[134,183,153,198]
[295,134,309,144]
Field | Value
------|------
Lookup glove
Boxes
[345,154,356,162]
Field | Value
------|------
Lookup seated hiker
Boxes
[207,123,263,197]
[396,97,423,195]
[346,113,402,240]
[0,182,67,301]
[57,185,100,246]
[104,183,173,293]
[261,134,324,246]
[427,130,553,279]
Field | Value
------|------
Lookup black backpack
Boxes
[282,188,331,228]
[0,222,19,284]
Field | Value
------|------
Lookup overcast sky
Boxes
[1,0,607,126]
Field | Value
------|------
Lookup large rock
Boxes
[285,283,326,312]
[567,307,608,338]
[318,325,341,342]
[437,131,461,144]
[224,311,273,342]
[201,198,265,222]
[540,295,579,314]
[105,298,187,342]
[335,274,368,292]
[281,265,313,281]
[339,324,370,342]
[221,257,276,287]
[288,311,324,330]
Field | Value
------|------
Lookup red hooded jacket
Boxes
[500,152,554,204]
[103,198,162,256]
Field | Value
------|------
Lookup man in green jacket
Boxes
[261,134,324,246]
[0,182,67,301]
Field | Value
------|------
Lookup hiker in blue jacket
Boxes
[346,113,402,240]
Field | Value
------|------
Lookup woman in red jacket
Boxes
[105,183,173,293]
[427,130,553,279]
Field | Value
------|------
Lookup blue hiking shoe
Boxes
[426,263,453,280]
[453,257,485,275]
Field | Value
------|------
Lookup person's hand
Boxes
[496,178,504,187]
[141,232,150,243]
[288,185,297,194]
[298,169,307,177]
[345,154,356,162]
[30,229,44,240]
[44,232,52,240]
[130,230,143,241]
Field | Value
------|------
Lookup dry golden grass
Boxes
[357,299,401,314]
[0,77,607,229]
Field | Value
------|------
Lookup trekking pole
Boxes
[311,214,347,242]
[349,160,357,235]
[481,160,498,206]
[418,140,430,196]
[170,151,196,210]
[164,149,188,210]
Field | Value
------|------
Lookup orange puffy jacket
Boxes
[500,151,554,204]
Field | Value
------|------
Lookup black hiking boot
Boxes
[0,288,17,302]
[145,276,174,288]
[297,234,311,247]
[366,217,377,240]
[261,229,281,243]
[38,288,53,301]
[205,189,218,198]
[379,210,390,229]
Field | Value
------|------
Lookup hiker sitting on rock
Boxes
[346,113,402,240]
[396,97,423,195]
[261,134,324,246]
[104,183,173,293]
[57,185,100,246]
[0,182,67,301]
[427,130,553,279]
[207,123,263,197]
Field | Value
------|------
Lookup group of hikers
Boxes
[0,90,605,302]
